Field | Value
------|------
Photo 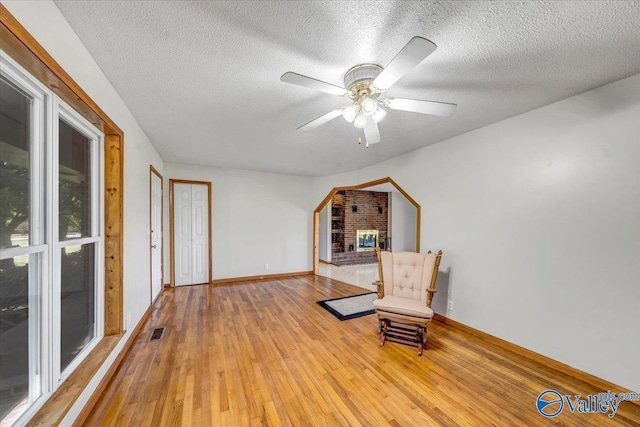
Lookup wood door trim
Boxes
[149,166,163,303]
[169,179,213,287]
[0,5,124,334]
[312,177,421,273]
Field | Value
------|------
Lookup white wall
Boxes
[318,203,331,262]
[3,1,165,423]
[390,192,417,252]
[312,74,640,393]
[163,162,313,280]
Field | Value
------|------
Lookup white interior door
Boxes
[150,172,163,301]
[174,183,209,286]
[174,183,193,286]
[191,184,209,284]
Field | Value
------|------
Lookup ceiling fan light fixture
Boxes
[282,36,455,146]
[353,113,367,128]
[342,104,359,122]
[361,97,377,115]
[372,106,387,123]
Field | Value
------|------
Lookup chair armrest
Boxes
[373,280,383,299]
[426,288,437,308]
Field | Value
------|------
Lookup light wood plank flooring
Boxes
[86,276,640,426]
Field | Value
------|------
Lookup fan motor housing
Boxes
[344,64,383,96]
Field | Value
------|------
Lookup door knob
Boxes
[151,245,157,248]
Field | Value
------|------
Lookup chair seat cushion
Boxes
[373,296,434,319]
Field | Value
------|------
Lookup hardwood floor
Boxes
[85,276,640,426]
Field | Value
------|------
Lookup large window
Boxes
[0,53,104,426]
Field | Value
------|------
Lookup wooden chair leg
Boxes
[379,319,390,347]
[417,326,424,356]
[423,326,428,349]
[377,320,429,356]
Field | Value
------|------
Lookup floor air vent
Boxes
[149,327,165,341]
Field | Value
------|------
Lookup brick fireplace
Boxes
[331,190,388,265]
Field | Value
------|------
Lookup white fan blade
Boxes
[364,116,381,144]
[281,72,347,96]
[371,37,437,92]
[386,98,457,117]
[297,109,343,132]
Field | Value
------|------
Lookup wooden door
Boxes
[150,170,163,300]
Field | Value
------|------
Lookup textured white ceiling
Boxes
[54,1,640,176]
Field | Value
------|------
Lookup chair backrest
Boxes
[380,251,438,304]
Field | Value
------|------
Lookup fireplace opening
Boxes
[356,229,379,252]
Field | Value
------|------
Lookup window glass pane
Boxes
[0,77,31,250]
[61,243,95,371]
[59,119,91,240]
[0,255,30,423]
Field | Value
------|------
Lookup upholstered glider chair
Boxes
[373,250,442,356]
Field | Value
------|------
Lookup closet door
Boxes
[173,183,209,286]
[174,183,193,286]
[190,184,209,285]
[150,171,163,300]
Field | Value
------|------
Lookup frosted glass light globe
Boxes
[372,107,387,123]
[353,113,367,128]
[342,104,359,122]
[361,98,377,115]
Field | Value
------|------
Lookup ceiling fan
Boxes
[280,36,457,146]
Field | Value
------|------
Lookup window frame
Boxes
[0,50,105,425]
[0,51,50,421]
[54,99,105,383]
[1,5,125,424]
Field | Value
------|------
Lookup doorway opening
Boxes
[314,177,420,290]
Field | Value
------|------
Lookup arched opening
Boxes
[313,177,420,275]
